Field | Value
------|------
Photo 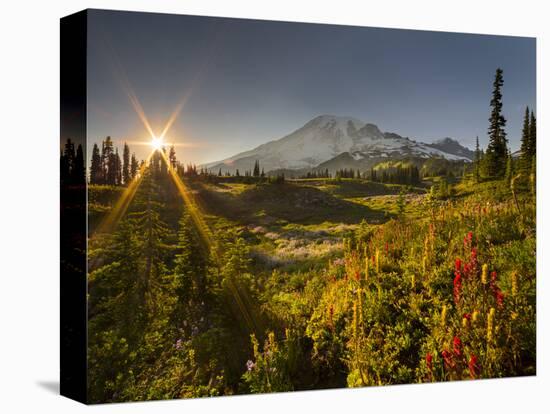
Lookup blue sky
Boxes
[87,9,536,164]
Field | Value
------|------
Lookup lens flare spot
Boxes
[151,136,164,150]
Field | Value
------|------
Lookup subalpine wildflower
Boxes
[441,349,454,370]
[463,231,473,250]
[511,271,518,296]
[495,289,505,309]
[364,257,370,281]
[462,313,471,328]
[470,247,478,271]
[453,336,462,358]
[481,264,488,285]
[246,359,256,371]
[487,308,495,342]
[455,258,462,272]
[453,271,462,305]
[440,305,447,327]
[472,310,479,324]
[426,352,433,374]
[468,354,479,379]
[328,304,334,331]
[375,249,380,273]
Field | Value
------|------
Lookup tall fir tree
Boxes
[102,136,115,185]
[172,209,211,325]
[115,148,122,185]
[122,142,130,185]
[253,160,260,177]
[169,145,177,169]
[484,68,508,178]
[90,143,102,184]
[519,107,531,172]
[159,148,168,177]
[529,110,536,160]
[130,153,138,180]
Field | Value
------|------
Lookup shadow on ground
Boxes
[36,380,59,395]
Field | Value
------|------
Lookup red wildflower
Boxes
[463,313,471,321]
[453,271,462,304]
[463,262,472,278]
[455,258,462,272]
[468,354,480,379]
[441,350,454,369]
[495,289,505,309]
[453,336,462,358]
[470,247,478,273]
[426,353,433,372]
[355,270,361,281]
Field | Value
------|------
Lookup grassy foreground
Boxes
[87,175,536,401]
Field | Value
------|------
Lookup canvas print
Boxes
[60,9,536,404]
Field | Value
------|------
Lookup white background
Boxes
[0,0,548,412]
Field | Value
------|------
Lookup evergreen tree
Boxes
[116,148,122,185]
[253,160,260,177]
[122,142,130,185]
[169,145,177,169]
[90,143,102,184]
[172,210,211,326]
[102,136,114,185]
[519,107,530,171]
[484,68,508,178]
[529,110,536,160]
[130,153,138,180]
[159,148,168,177]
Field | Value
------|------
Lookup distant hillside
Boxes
[204,115,474,175]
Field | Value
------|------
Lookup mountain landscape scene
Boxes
[60,10,536,403]
[205,114,474,176]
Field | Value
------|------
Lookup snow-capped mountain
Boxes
[206,115,473,173]
[426,137,475,160]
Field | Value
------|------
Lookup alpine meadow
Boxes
[60,10,536,404]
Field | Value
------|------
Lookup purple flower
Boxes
[246,360,256,371]
[175,339,183,350]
